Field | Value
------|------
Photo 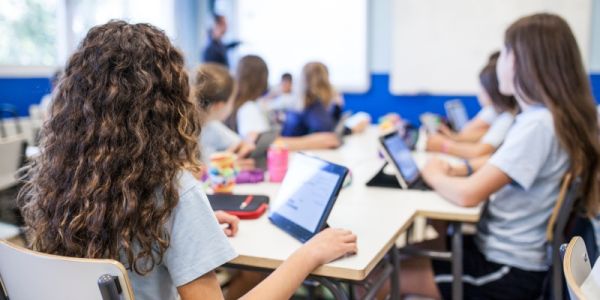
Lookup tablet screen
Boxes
[383,133,420,184]
[269,154,347,241]
[445,100,469,131]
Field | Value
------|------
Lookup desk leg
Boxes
[390,247,400,299]
[451,222,463,300]
[314,277,349,300]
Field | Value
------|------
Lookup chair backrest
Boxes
[0,136,26,190]
[0,240,135,300]
[563,236,592,300]
[545,173,581,299]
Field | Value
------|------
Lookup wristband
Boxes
[464,159,473,176]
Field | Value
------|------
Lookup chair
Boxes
[0,136,26,191]
[0,222,19,241]
[0,240,135,300]
[545,173,581,299]
[563,236,600,300]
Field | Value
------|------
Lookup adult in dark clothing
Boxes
[202,15,240,67]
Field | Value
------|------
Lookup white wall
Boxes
[367,0,600,75]
[592,0,600,71]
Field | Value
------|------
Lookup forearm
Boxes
[241,248,318,300]
[447,142,494,159]
[423,173,484,207]
[452,127,487,143]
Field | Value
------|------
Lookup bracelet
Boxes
[464,159,473,176]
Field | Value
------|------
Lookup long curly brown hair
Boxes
[18,20,202,275]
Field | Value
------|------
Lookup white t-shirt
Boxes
[127,171,237,300]
[480,112,515,148]
[237,101,270,139]
[200,120,241,162]
[476,106,569,271]
[475,106,499,125]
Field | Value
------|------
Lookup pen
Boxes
[240,195,253,209]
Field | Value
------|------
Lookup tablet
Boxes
[268,153,348,242]
[378,131,421,189]
[444,99,469,131]
[334,111,352,140]
[249,129,278,169]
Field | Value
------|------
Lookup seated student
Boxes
[394,14,600,299]
[194,63,255,170]
[437,71,502,143]
[226,55,340,150]
[281,62,368,137]
[427,52,518,160]
[262,73,301,112]
[17,21,357,300]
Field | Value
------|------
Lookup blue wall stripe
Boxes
[1,73,599,124]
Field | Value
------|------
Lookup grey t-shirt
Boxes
[480,112,515,148]
[127,171,238,300]
[476,106,569,271]
[200,120,242,162]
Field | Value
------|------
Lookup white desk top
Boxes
[226,127,480,280]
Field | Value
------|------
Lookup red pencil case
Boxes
[207,194,270,220]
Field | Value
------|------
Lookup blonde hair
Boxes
[302,62,335,107]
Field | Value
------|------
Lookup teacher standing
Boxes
[202,15,240,68]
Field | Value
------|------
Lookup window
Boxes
[0,0,58,66]
[70,0,175,51]
[0,0,175,68]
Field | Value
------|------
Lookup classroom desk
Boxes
[225,127,481,299]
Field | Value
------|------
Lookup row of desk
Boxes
[226,127,481,299]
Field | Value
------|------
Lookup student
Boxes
[226,55,340,150]
[281,62,368,137]
[17,21,357,300]
[427,52,518,160]
[261,73,300,112]
[193,63,255,169]
[437,57,505,143]
[397,14,600,299]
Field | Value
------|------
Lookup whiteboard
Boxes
[390,0,593,95]
[236,0,369,93]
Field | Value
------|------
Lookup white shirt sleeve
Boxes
[488,119,553,190]
[164,172,237,286]
[475,106,499,125]
[480,112,515,148]
[236,101,270,139]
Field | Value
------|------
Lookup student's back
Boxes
[17,21,357,300]
[281,62,342,137]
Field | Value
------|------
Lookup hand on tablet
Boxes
[229,141,256,158]
[302,228,357,265]
[215,210,239,237]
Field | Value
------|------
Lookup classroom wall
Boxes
[342,0,600,125]
[0,0,599,123]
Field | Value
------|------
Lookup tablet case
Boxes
[208,194,269,219]
[365,163,402,188]
[365,162,431,191]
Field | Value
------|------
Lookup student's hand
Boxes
[422,157,452,180]
[351,119,370,134]
[215,211,240,237]
[301,228,357,266]
[438,124,456,139]
[230,141,256,159]
[236,158,256,171]
[426,134,450,152]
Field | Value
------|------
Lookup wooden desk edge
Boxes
[228,214,416,281]
[415,210,481,223]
